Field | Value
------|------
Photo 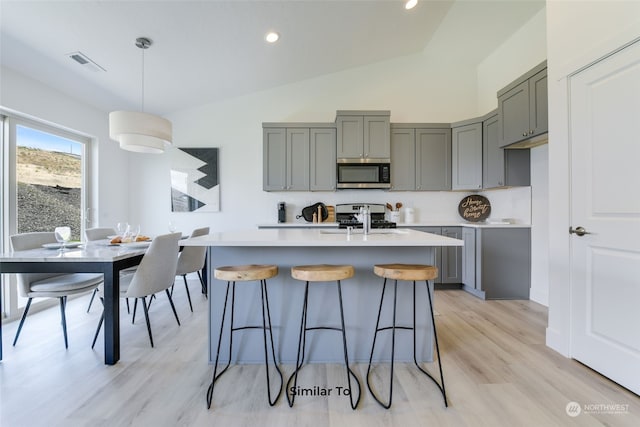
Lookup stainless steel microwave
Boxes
[337,162,391,189]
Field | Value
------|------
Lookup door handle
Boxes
[569,226,591,236]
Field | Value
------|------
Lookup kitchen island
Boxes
[183,228,463,364]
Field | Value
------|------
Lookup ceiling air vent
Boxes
[67,51,105,72]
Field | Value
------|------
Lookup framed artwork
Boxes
[170,147,220,212]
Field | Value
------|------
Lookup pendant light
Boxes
[109,37,172,154]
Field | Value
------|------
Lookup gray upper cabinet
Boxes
[263,127,287,191]
[263,123,336,192]
[482,112,504,188]
[336,111,390,160]
[452,121,483,190]
[417,128,451,190]
[498,62,548,147]
[286,128,310,191]
[390,127,416,190]
[310,128,337,191]
[390,125,451,191]
[483,111,531,189]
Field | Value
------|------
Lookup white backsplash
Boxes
[268,186,531,225]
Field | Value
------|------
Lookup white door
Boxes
[570,40,640,394]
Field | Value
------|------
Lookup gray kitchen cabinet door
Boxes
[452,122,483,190]
[336,115,364,159]
[390,128,416,190]
[310,127,337,191]
[263,127,287,191]
[461,227,476,291]
[476,228,530,300]
[416,128,451,191]
[498,80,529,147]
[364,115,391,159]
[440,227,462,283]
[286,128,310,190]
[529,69,548,137]
[483,113,504,188]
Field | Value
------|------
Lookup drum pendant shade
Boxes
[109,111,172,154]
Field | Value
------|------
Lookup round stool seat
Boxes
[373,264,438,281]
[291,264,355,282]
[215,264,278,282]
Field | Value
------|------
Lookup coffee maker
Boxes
[278,202,286,223]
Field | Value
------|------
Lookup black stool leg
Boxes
[366,278,398,409]
[286,280,310,407]
[260,279,283,405]
[336,279,361,410]
[206,281,234,409]
[412,280,448,407]
[59,297,69,349]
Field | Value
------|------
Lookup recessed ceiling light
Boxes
[405,0,418,10]
[265,32,280,43]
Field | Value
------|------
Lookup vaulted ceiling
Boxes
[0,0,545,115]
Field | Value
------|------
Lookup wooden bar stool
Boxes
[366,263,447,409]
[206,264,283,409]
[286,264,361,410]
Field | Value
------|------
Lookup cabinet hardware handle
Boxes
[529,129,534,135]
[522,132,528,136]
[569,226,591,236]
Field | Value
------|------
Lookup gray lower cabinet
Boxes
[336,111,390,160]
[412,227,461,284]
[390,125,451,191]
[263,124,336,191]
[462,227,531,300]
[483,111,531,189]
[498,62,548,147]
[451,121,483,190]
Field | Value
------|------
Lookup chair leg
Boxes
[412,280,448,407]
[141,297,154,348]
[197,271,207,297]
[183,275,193,312]
[286,281,310,408]
[260,279,283,406]
[126,298,130,314]
[132,298,138,324]
[207,281,234,409]
[336,279,361,410]
[366,278,397,409]
[165,289,181,326]
[91,298,105,350]
[12,298,33,346]
[87,288,98,313]
[59,297,69,349]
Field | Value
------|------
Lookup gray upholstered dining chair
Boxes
[92,232,182,348]
[10,232,103,348]
[175,226,209,311]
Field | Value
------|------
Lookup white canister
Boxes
[389,211,401,223]
[404,207,415,224]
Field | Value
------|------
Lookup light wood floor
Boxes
[1,279,639,427]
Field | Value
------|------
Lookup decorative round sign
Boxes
[458,195,491,222]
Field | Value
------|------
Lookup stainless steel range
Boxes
[335,203,397,229]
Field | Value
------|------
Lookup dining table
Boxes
[0,241,149,365]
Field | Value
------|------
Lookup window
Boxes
[1,113,92,319]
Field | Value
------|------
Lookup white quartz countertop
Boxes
[183,228,463,247]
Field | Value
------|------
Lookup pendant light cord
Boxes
[141,46,145,112]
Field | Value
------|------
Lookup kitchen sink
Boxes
[319,229,408,235]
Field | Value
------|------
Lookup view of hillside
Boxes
[17,146,82,240]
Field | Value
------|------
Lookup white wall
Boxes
[0,66,128,229]
[546,0,640,356]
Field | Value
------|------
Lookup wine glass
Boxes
[117,222,129,238]
[54,226,71,252]
[130,224,141,242]
[168,221,176,233]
